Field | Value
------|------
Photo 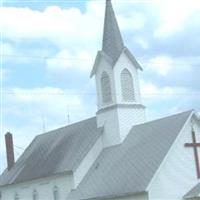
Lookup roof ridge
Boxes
[83,110,194,153]
[36,116,96,137]
[132,109,194,128]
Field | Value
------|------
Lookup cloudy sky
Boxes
[0,0,200,172]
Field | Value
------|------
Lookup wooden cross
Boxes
[185,128,200,179]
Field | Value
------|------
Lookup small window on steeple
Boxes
[101,71,112,104]
[121,69,135,102]
[32,190,38,200]
[53,186,59,200]
[14,193,19,200]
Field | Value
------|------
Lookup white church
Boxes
[0,0,200,199]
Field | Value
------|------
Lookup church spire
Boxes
[92,0,146,147]
[102,0,124,62]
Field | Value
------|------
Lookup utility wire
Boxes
[2,91,200,96]
[1,54,200,67]
[1,54,92,61]
[14,145,25,151]
[14,149,21,156]
[3,0,158,4]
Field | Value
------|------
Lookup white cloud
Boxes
[134,37,149,49]
[0,43,12,81]
[2,68,10,82]
[46,49,93,73]
[0,6,102,49]
[0,42,13,55]
[118,12,146,31]
[145,55,173,76]
[0,2,147,49]
[144,55,197,76]
[140,79,193,101]
[140,80,200,119]
[8,87,82,113]
[0,42,37,64]
[154,0,200,38]
[140,80,187,99]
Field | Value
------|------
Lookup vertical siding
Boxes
[148,117,200,200]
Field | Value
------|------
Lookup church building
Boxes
[0,0,200,199]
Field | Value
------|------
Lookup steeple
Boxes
[102,0,124,62]
[91,0,146,147]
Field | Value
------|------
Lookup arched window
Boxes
[121,69,135,102]
[14,193,19,200]
[101,71,112,104]
[33,190,38,200]
[53,186,59,200]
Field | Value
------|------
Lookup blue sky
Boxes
[1,0,200,172]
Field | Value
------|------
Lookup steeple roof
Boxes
[102,0,124,61]
[90,0,143,77]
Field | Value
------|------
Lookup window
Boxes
[14,193,19,200]
[33,190,38,200]
[121,69,135,102]
[53,186,59,200]
[101,71,112,104]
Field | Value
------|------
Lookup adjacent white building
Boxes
[0,0,200,200]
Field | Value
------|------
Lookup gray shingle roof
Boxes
[0,117,102,186]
[184,183,200,199]
[68,110,193,200]
[102,0,124,62]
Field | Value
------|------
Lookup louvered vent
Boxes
[101,71,112,104]
[121,69,135,102]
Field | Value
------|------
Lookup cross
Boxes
[185,128,200,179]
